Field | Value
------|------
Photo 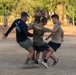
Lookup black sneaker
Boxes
[52,59,60,67]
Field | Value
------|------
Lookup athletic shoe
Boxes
[52,59,60,67]
[41,61,49,69]
[38,59,42,64]
[29,60,36,64]
[29,59,41,64]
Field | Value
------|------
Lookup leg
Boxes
[35,51,40,64]
[32,51,36,60]
[18,39,35,64]
[36,51,40,61]
[42,47,54,68]
[44,47,54,61]
[50,53,57,61]
[42,49,57,62]
[25,47,34,64]
[48,41,61,66]
[42,51,47,61]
[50,53,60,66]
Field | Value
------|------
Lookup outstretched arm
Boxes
[50,21,61,33]
[45,33,55,40]
[2,21,15,40]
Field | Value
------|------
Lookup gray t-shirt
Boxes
[51,23,62,43]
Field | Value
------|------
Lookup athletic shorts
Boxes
[18,39,33,50]
[33,43,50,52]
[48,41,61,52]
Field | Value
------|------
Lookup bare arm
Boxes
[45,33,55,40]
[2,21,15,40]
[61,29,64,42]
[50,21,61,33]
[45,21,61,40]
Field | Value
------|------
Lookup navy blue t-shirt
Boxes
[5,19,33,42]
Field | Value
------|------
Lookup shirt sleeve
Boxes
[4,21,15,37]
[53,23,59,30]
[21,22,33,37]
[43,27,51,32]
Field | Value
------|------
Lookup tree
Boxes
[0,0,19,16]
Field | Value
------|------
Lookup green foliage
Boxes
[0,0,19,16]
[0,0,76,21]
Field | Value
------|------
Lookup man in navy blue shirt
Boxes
[2,12,34,64]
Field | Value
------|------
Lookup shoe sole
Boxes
[41,62,49,69]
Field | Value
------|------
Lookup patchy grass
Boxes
[44,22,76,36]
[0,22,76,36]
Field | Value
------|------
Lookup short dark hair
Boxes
[51,14,59,20]
[41,17,47,23]
[21,11,29,17]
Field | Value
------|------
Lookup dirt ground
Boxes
[0,33,76,75]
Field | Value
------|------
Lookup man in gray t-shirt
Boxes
[45,14,64,66]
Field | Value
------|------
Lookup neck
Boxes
[55,21,59,24]
[21,18,25,22]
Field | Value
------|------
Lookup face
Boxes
[52,18,58,24]
[43,22,47,26]
[24,16,28,22]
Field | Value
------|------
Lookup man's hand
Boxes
[28,23,32,26]
[61,38,64,42]
[1,35,7,40]
[45,37,48,40]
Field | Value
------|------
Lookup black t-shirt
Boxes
[5,19,33,42]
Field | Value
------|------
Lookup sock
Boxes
[44,59,47,63]
[25,58,31,64]
[35,60,38,64]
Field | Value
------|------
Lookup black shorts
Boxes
[48,41,61,52]
[33,43,50,52]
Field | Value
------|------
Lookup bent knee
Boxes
[28,47,35,53]
[48,47,54,52]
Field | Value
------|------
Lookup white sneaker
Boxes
[41,61,49,69]
[38,59,42,64]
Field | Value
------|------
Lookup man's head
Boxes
[40,17,47,26]
[21,11,29,22]
[51,14,59,24]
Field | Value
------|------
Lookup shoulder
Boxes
[54,23,60,27]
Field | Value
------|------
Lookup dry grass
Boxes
[0,22,76,36]
[44,22,76,36]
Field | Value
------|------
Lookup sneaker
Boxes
[52,59,60,67]
[29,60,36,64]
[29,59,42,64]
[41,61,49,69]
[38,59,42,64]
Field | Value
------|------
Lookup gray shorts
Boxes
[18,39,33,50]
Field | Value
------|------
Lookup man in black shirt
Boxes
[2,12,34,64]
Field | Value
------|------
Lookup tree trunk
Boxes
[72,15,74,26]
